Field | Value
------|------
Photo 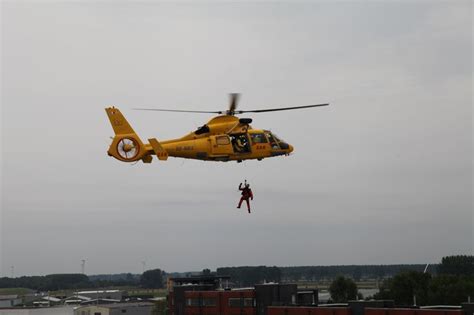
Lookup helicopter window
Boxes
[265,132,280,150]
[216,135,230,145]
[272,133,282,143]
[250,133,268,144]
[230,134,251,153]
[195,124,210,135]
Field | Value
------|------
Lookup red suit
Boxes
[237,183,254,213]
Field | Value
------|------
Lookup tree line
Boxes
[1,256,472,295]
[327,255,474,306]
[0,270,163,291]
[280,264,431,281]
[373,255,474,305]
[217,264,431,285]
[0,264,438,291]
[217,266,281,287]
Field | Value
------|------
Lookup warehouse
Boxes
[74,302,153,315]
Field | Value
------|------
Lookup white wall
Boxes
[0,306,75,315]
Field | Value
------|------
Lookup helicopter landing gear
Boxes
[237,160,243,163]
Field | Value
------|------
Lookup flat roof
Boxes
[76,290,121,294]
[170,275,230,282]
[77,302,154,309]
[185,288,255,293]
[0,295,19,300]
[419,306,462,309]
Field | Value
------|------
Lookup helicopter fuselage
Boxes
[106,107,293,163]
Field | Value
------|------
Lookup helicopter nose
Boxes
[288,144,294,153]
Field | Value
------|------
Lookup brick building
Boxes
[167,276,316,315]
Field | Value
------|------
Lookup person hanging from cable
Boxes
[237,179,254,213]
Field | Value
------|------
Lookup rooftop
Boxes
[77,302,154,309]
[76,290,121,294]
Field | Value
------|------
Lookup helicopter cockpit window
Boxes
[271,133,282,143]
[250,133,268,144]
[265,131,280,150]
[230,134,251,154]
[195,124,210,135]
[271,133,289,149]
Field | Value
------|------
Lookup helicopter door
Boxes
[230,134,251,154]
[210,135,233,155]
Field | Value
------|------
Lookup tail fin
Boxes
[105,106,146,162]
[106,107,137,135]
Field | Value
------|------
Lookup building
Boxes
[0,295,22,308]
[255,283,299,315]
[167,275,317,315]
[0,306,75,315]
[267,302,468,315]
[296,289,319,306]
[74,290,123,301]
[64,295,92,305]
[168,276,472,315]
[185,289,256,315]
[168,275,231,315]
[267,306,351,315]
[74,302,154,315]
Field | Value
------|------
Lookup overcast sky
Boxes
[1,1,472,277]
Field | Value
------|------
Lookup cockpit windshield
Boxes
[264,131,289,150]
[271,133,282,142]
[264,131,280,149]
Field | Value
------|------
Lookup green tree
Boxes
[428,274,474,305]
[373,271,431,306]
[329,276,358,302]
[202,269,211,275]
[44,274,90,290]
[140,269,164,289]
[438,255,474,276]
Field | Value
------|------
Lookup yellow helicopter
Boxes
[105,94,328,163]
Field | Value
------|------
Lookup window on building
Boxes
[186,298,200,306]
[186,297,217,307]
[228,298,241,307]
[121,310,127,313]
[202,298,217,306]
[243,298,255,307]
[94,313,101,315]
[250,133,268,144]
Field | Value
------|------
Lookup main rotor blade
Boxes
[228,93,240,115]
[235,103,329,114]
[133,108,223,114]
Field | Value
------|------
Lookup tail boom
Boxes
[105,107,167,163]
